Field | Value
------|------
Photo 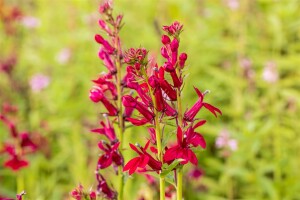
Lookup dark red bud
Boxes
[161,35,171,45]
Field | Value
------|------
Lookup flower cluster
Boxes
[87,1,128,199]
[122,21,221,175]
[0,104,39,171]
[86,2,222,199]
[70,184,97,200]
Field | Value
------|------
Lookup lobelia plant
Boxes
[121,21,222,200]
[84,1,221,200]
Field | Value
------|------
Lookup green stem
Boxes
[177,167,183,200]
[17,172,24,193]
[144,68,165,200]
[176,67,183,200]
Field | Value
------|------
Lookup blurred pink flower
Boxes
[56,48,72,64]
[188,167,204,180]
[29,74,50,92]
[262,61,278,83]
[21,16,40,28]
[224,0,239,10]
[216,129,238,151]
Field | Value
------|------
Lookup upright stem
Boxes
[154,107,165,200]
[144,70,165,200]
[114,33,124,200]
[176,67,183,200]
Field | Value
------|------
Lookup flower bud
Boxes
[161,35,171,45]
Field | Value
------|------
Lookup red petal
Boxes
[193,87,203,101]
[138,155,149,168]
[203,103,222,117]
[123,157,140,172]
[129,143,141,154]
[193,120,207,129]
[177,127,183,146]
[187,149,198,165]
[98,154,113,169]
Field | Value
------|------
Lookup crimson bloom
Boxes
[164,121,207,165]
[97,141,123,170]
[123,141,162,175]
[122,95,154,126]
[184,87,222,122]
[96,173,117,200]
[89,87,118,116]
[91,115,116,142]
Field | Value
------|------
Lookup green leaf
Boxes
[160,159,184,177]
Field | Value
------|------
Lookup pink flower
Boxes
[29,74,50,92]
[188,167,204,180]
[262,61,278,83]
[56,48,72,64]
[95,35,115,54]
[21,16,40,28]
[216,129,238,152]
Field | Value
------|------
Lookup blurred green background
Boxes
[1,0,300,199]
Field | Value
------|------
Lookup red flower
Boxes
[91,116,116,142]
[122,95,154,126]
[96,173,117,200]
[162,21,183,36]
[4,155,29,171]
[164,122,207,165]
[95,34,115,54]
[184,87,222,122]
[123,141,162,175]
[124,48,148,65]
[97,141,123,169]
[16,191,26,200]
[89,87,118,116]
[93,74,117,99]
